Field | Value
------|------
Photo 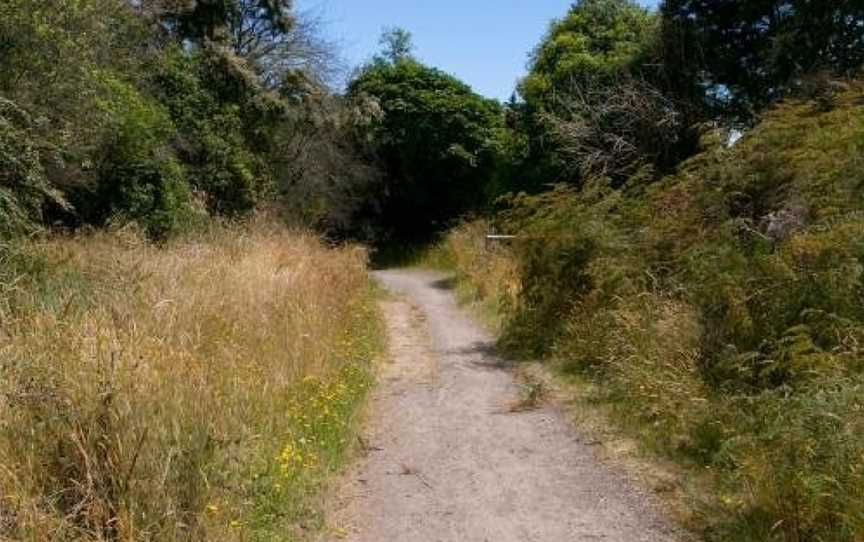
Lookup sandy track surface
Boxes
[329,269,682,542]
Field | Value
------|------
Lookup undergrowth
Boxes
[0,220,382,541]
[437,86,864,541]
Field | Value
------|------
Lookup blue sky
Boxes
[296,0,659,100]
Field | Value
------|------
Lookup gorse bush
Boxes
[0,222,382,541]
[442,86,864,541]
[493,183,639,356]
[717,381,864,542]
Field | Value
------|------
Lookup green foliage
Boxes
[647,89,864,390]
[662,0,864,114]
[519,0,657,109]
[493,184,634,355]
[348,56,505,241]
[444,87,864,541]
[510,0,699,191]
[711,381,864,542]
[153,48,274,217]
[0,0,155,228]
[0,0,366,240]
[0,98,58,237]
[81,74,197,238]
[377,26,415,64]
[154,0,294,46]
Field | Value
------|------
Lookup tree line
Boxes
[2,0,863,244]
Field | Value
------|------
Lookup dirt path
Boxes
[329,269,682,542]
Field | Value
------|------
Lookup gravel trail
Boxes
[329,269,683,542]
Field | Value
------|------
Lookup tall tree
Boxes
[152,0,294,47]
[662,0,864,113]
[512,0,697,188]
[348,39,504,241]
[377,26,415,64]
[519,0,657,111]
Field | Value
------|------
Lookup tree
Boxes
[0,0,170,231]
[377,26,414,64]
[348,56,504,241]
[228,2,342,88]
[270,90,383,235]
[519,0,657,111]
[0,98,66,237]
[152,0,294,46]
[512,0,698,188]
[662,0,864,114]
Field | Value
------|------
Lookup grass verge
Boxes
[0,220,383,541]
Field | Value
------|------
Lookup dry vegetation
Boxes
[0,221,382,541]
[419,220,520,330]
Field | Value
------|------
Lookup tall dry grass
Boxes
[0,221,381,540]
[422,220,520,329]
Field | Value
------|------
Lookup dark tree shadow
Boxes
[429,276,457,291]
[440,340,517,370]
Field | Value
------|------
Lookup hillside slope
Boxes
[441,85,864,541]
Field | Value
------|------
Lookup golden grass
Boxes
[419,220,520,331]
[0,220,382,541]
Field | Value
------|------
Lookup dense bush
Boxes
[662,0,864,116]
[511,0,700,191]
[151,47,274,217]
[442,86,864,541]
[0,0,382,240]
[0,98,59,237]
[80,75,198,238]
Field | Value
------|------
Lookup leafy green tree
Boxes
[150,46,280,217]
[348,49,504,241]
[662,0,864,114]
[86,74,198,238]
[0,98,66,237]
[519,0,657,110]
[377,27,415,64]
[0,0,167,231]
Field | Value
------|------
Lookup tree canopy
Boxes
[519,0,657,110]
[348,51,504,240]
[2,0,863,242]
[377,26,415,64]
[662,0,864,113]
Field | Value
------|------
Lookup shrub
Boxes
[442,85,864,541]
[152,48,275,217]
[718,381,864,542]
[493,183,640,355]
[85,74,200,238]
[547,288,707,446]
